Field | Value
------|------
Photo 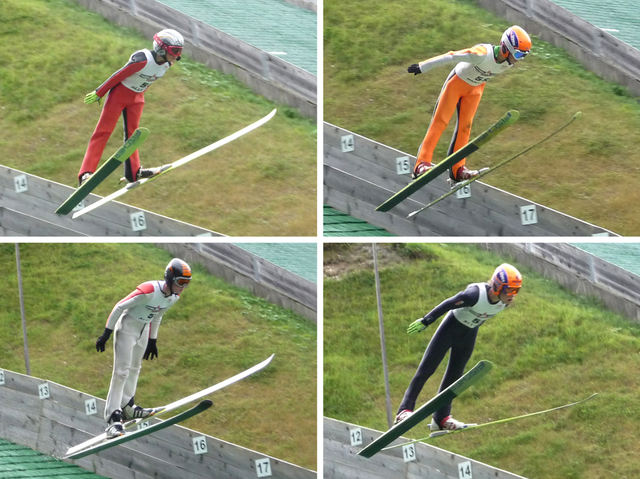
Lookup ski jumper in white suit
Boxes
[103,280,180,421]
[398,282,508,423]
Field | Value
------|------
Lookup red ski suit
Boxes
[79,50,172,183]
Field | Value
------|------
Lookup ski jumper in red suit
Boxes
[414,45,512,180]
[79,49,172,183]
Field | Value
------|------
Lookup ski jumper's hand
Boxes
[144,338,158,360]
[84,91,100,104]
[95,327,113,352]
[407,64,422,75]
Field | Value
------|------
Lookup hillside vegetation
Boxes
[0,0,316,236]
[324,0,640,235]
[324,243,640,478]
[0,244,316,469]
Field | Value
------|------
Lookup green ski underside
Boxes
[375,110,519,212]
[55,127,149,215]
[65,399,212,460]
[357,360,493,458]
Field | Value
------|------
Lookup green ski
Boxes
[55,127,150,215]
[382,392,597,451]
[357,360,492,458]
[376,111,519,212]
[65,399,212,459]
[406,111,582,218]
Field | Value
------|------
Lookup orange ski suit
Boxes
[416,72,485,179]
[413,44,511,179]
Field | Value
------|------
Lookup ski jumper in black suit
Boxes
[397,282,508,424]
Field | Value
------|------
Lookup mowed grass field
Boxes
[0,244,317,469]
[0,0,316,236]
[324,0,640,235]
[324,243,640,479]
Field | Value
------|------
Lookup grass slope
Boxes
[0,244,316,469]
[324,0,640,235]
[0,0,316,236]
[324,243,640,479]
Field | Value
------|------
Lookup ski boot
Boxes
[447,165,488,189]
[429,415,476,436]
[412,162,434,180]
[79,172,92,187]
[394,409,413,425]
[122,396,159,420]
[137,166,163,180]
[105,409,125,439]
[120,166,163,184]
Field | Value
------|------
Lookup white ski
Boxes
[65,400,213,460]
[65,354,274,457]
[72,109,277,219]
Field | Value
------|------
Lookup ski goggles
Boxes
[503,287,520,297]
[512,50,529,60]
[154,35,183,57]
[174,276,191,287]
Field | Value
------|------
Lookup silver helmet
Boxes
[153,29,184,59]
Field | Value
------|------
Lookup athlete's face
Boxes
[166,52,180,62]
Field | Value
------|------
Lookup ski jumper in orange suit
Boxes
[79,49,173,183]
[413,44,512,180]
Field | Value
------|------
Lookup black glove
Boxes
[407,63,422,75]
[96,327,113,352]
[144,338,158,360]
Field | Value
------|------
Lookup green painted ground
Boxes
[323,206,395,236]
[0,439,106,478]
[551,0,640,49]
[234,243,317,283]
[157,0,317,74]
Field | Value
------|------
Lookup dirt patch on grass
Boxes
[323,243,436,279]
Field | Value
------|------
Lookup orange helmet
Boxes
[500,26,532,60]
[491,263,522,296]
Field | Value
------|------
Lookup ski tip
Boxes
[477,359,494,372]
[573,111,582,119]
[507,109,520,120]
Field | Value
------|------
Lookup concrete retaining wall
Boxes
[483,242,640,323]
[476,0,640,97]
[157,243,317,323]
[324,123,617,237]
[324,417,526,479]
[0,166,219,236]
[0,369,315,479]
[71,0,317,119]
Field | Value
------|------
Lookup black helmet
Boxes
[164,258,192,288]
